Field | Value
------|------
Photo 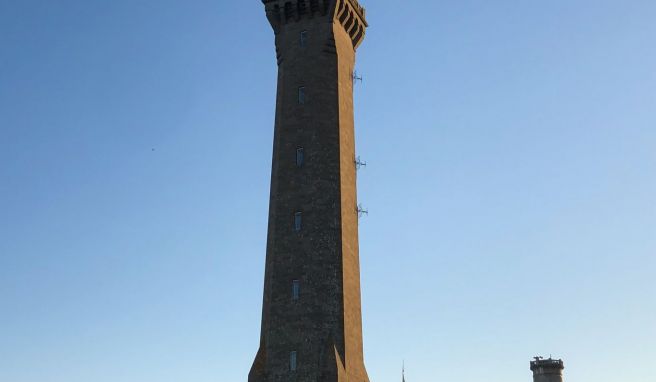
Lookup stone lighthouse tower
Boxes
[249,1,369,382]
[530,357,565,382]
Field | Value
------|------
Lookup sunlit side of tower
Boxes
[249,1,368,382]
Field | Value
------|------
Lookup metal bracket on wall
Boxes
[352,70,363,84]
[357,204,368,218]
[355,156,367,170]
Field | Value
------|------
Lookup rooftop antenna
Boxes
[402,361,406,382]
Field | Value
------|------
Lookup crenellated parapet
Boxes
[335,0,367,48]
[262,0,367,49]
[345,0,366,24]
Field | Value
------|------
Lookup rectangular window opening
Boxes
[290,351,297,371]
[294,212,302,232]
[298,87,306,104]
[300,31,308,47]
[296,147,304,167]
[292,280,300,300]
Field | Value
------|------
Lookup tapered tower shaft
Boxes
[249,1,368,382]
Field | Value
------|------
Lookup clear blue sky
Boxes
[1,1,654,381]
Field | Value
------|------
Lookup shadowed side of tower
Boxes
[250,1,368,382]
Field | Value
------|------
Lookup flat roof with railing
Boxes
[530,358,564,371]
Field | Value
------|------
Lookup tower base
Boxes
[248,343,369,382]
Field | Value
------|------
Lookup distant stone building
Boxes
[531,357,565,382]
[249,1,369,382]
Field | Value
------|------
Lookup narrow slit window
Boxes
[292,280,300,300]
[296,147,304,167]
[294,212,302,232]
[290,351,297,371]
[298,87,306,104]
[300,30,308,47]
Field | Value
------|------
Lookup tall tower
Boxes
[530,357,565,382]
[249,1,369,382]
